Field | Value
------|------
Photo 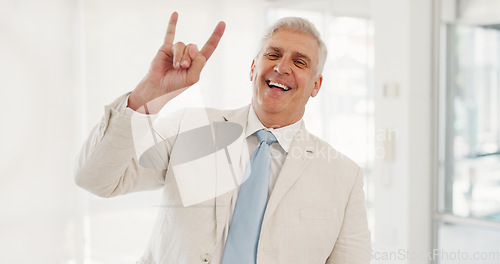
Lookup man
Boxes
[76,12,370,264]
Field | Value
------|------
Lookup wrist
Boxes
[128,83,186,114]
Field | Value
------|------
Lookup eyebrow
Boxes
[265,46,283,54]
[265,46,312,64]
[295,52,312,64]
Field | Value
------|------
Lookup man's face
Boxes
[250,29,323,128]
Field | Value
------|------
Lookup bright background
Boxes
[1,0,500,263]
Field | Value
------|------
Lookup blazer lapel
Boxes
[214,105,250,240]
[264,125,314,219]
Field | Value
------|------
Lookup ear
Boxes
[310,74,323,97]
[250,59,256,81]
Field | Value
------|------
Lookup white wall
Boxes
[458,0,500,24]
[372,0,433,262]
[0,0,82,263]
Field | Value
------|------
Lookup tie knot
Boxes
[256,129,277,145]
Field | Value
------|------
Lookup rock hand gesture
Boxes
[128,12,226,114]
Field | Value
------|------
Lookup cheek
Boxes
[300,79,317,98]
[251,77,261,98]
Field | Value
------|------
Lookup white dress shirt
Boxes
[118,98,302,264]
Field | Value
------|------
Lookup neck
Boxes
[253,106,302,129]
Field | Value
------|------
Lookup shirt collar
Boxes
[245,105,302,153]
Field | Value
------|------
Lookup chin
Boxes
[256,97,285,113]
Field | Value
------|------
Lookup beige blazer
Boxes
[75,94,371,264]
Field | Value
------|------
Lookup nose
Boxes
[274,58,291,75]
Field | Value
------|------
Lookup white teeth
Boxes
[269,81,290,91]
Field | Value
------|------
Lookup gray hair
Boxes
[257,17,328,76]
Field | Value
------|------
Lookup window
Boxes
[438,22,500,262]
[441,24,500,220]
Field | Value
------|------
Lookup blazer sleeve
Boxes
[326,168,371,264]
[74,93,172,198]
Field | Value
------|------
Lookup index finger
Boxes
[163,12,179,45]
[200,21,226,60]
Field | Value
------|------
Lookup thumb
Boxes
[187,53,207,85]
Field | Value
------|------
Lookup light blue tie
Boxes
[221,129,277,264]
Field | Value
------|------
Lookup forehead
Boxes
[262,29,319,61]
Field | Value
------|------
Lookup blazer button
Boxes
[201,252,211,262]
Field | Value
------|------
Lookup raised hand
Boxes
[128,12,226,114]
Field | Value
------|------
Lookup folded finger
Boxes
[180,44,195,68]
[188,53,207,85]
[172,41,186,69]
[188,44,199,60]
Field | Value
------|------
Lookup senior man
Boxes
[76,12,370,264]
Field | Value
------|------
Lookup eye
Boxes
[294,60,307,68]
[265,53,280,60]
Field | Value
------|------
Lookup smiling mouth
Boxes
[266,80,291,91]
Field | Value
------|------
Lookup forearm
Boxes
[75,94,167,197]
[128,79,187,114]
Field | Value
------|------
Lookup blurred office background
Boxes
[1,0,499,263]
